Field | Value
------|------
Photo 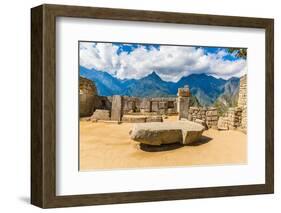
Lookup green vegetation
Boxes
[214,100,229,116]
[189,96,201,107]
[227,48,247,59]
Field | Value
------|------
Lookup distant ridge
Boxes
[80,66,240,106]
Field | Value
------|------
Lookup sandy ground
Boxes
[79,117,247,171]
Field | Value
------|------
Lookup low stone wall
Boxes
[227,107,242,129]
[187,107,218,129]
[91,109,111,121]
[218,107,242,130]
[206,108,219,129]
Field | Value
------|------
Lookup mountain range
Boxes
[80,66,240,106]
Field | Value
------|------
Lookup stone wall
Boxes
[80,77,111,117]
[88,95,178,121]
[218,107,242,130]
[227,107,242,129]
[238,75,247,131]
[217,75,247,131]
[79,77,97,117]
[122,96,141,113]
[187,107,218,129]
[121,96,177,115]
[238,75,247,107]
[80,80,187,120]
[241,105,247,130]
[80,75,248,132]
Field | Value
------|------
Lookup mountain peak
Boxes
[227,76,239,81]
[80,66,239,105]
[145,71,161,80]
[188,73,209,78]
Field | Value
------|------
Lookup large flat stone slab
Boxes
[130,121,204,145]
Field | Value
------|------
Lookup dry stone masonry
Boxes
[114,96,178,119]
[217,107,242,130]
[188,107,218,129]
[217,75,247,132]
[80,76,112,117]
[177,86,190,120]
[238,75,247,107]
[80,75,247,133]
[79,77,97,117]
[238,75,247,131]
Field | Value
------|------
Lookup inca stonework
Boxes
[187,107,218,129]
[79,76,97,117]
[217,107,242,130]
[79,75,247,132]
[79,74,247,134]
[79,77,179,120]
[79,42,248,171]
[110,96,178,121]
[177,86,190,120]
[80,78,219,130]
[238,75,247,131]
[79,76,111,117]
[217,75,247,132]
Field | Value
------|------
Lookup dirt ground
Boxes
[79,117,247,171]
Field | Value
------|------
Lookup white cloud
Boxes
[80,42,247,82]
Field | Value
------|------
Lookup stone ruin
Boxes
[188,107,218,129]
[80,74,247,132]
[217,107,242,130]
[81,86,180,121]
[238,75,247,131]
[217,75,247,132]
[122,96,178,115]
[79,77,111,117]
[177,86,190,120]
[89,95,179,123]
[79,77,97,117]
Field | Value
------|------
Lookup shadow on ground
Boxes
[187,135,212,146]
[18,196,30,204]
[139,135,212,152]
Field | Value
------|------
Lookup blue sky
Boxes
[114,43,160,55]
[79,41,247,82]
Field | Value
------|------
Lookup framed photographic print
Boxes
[31,4,274,208]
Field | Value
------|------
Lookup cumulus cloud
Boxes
[79,42,247,82]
